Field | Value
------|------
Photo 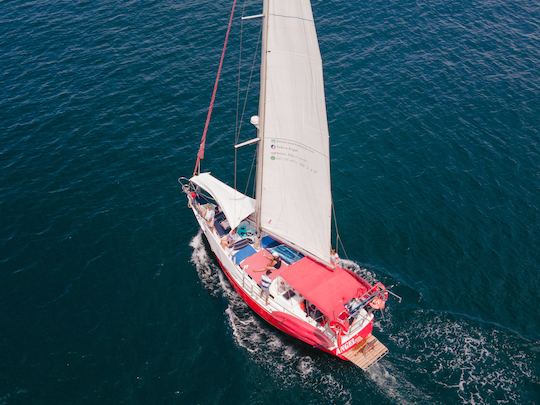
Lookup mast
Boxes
[254,0,270,232]
[193,0,238,176]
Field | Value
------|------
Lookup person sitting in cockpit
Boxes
[266,251,282,270]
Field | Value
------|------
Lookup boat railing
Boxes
[238,267,296,315]
[178,176,191,191]
[178,177,217,206]
[341,290,387,338]
[346,312,372,337]
[236,265,336,343]
[343,285,403,339]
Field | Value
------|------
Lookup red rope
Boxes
[194,0,238,176]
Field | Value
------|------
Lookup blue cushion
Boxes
[270,244,304,264]
[233,245,257,264]
[214,212,230,237]
[260,236,280,249]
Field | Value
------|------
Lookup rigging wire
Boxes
[233,14,262,192]
[234,0,247,190]
[236,24,262,142]
[236,27,262,144]
[244,147,258,196]
[332,200,350,260]
[193,0,238,176]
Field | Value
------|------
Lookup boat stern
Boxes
[341,334,389,370]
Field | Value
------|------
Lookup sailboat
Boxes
[180,0,394,370]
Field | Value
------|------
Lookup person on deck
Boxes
[195,201,206,217]
[266,251,282,271]
[307,302,324,324]
[330,248,340,269]
[260,270,272,304]
[220,228,236,249]
[204,206,215,228]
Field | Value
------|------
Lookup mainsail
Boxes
[256,0,332,264]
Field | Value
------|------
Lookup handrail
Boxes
[193,0,238,176]
[229,256,335,339]
[179,177,217,206]
[346,312,371,336]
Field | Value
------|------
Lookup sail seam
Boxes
[269,13,313,22]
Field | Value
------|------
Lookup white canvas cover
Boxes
[259,0,332,263]
[190,173,255,230]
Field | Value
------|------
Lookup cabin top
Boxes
[280,258,371,321]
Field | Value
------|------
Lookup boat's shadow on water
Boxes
[189,231,537,404]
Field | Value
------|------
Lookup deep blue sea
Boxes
[1,0,539,403]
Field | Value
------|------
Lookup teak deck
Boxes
[342,334,388,370]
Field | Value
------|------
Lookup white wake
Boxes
[189,233,536,403]
[387,310,537,404]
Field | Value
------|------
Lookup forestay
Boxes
[191,173,255,230]
[259,0,332,264]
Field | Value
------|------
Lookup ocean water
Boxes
[1,0,539,403]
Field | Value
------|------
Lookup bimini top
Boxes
[280,257,371,321]
[190,172,255,230]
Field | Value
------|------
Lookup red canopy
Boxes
[280,257,371,321]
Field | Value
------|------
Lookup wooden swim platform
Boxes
[342,334,388,370]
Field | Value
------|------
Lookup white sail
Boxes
[258,0,332,264]
[190,173,255,231]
